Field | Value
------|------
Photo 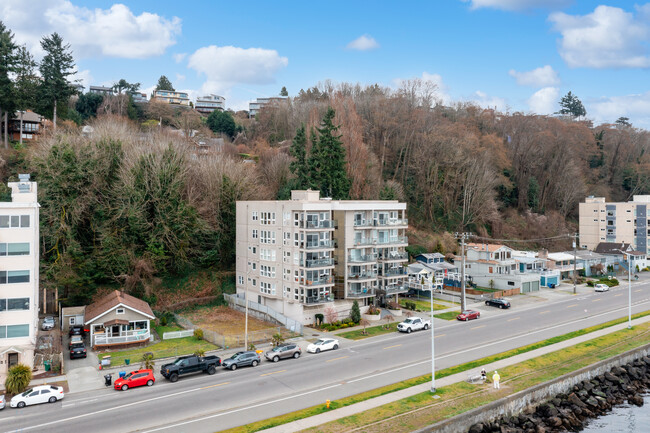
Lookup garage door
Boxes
[522,282,531,293]
[531,281,539,292]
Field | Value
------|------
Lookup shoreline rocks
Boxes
[468,355,650,433]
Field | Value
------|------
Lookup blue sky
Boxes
[3,0,650,128]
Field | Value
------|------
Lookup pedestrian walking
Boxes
[493,370,500,389]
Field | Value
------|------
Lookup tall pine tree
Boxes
[0,21,17,148]
[39,32,76,129]
[13,45,38,146]
[289,124,309,188]
[308,107,350,199]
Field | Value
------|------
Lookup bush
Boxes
[5,364,32,395]
[404,301,417,311]
[193,348,206,357]
[586,281,595,287]
[141,352,155,370]
[349,300,361,324]
[194,328,204,340]
[387,301,400,310]
[271,332,284,346]
[315,313,324,326]
[342,317,352,325]
[367,305,380,315]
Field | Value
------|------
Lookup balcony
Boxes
[348,271,378,280]
[93,330,150,347]
[347,254,378,263]
[380,268,407,277]
[347,288,375,298]
[353,219,373,228]
[304,295,334,305]
[378,251,408,261]
[376,236,408,245]
[375,218,408,227]
[304,258,334,268]
[353,238,376,246]
[303,240,334,249]
[301,276,334,286]
[299,220,336,229]
[383,284,408,294]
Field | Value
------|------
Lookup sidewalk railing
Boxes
[225,293,303,335]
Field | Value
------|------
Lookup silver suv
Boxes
[41,316,55,331]
[265,343,301,362]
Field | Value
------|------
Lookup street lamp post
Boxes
[615,248,633,330]
[429,278,436,393]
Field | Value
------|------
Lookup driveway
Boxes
[63,333,104,393]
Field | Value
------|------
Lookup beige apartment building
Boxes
[579,196,650,254]
[236,190,408,324]
[0,175,40,383]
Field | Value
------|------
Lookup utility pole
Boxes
[454,232,472,312]
[572,233,578,295]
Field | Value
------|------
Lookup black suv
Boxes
[70,342,87,359]
[69,325,86,337]
[485,298,511,309]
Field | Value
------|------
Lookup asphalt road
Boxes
[2,281,650,433]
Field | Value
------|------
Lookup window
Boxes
[252,229,258,239]
[252,247,256,254]
[238,275,244,285]
[260,230,276,244]
[0,270,29,284]
[0,324,30,339]
[7,298,29,310]
[507,281,515,286]
[0,243,30,256]
[260,265,276,278]
[0,215,29,228]
[260,249,276,261]
[69,317,76,325]
[116,308,125,314]
[252,211,258,221]
[261,212,276,225]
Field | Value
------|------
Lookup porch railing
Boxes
[94,330,150,346]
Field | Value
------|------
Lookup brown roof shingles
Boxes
[84,290,154,324]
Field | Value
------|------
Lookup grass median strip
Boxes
[434,311,461,320]
[337,323,399,340]
[216,310,650,433]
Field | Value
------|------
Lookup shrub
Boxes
[342,317,352,325]
[387,301,400,310]
[193,348,206,357]
[141,352,155,370]
[367,305,380,315]
[404,301,417,311]
[586,281,595,287]
[349,300,361,324]
[248,343,256,350]
[271,332,284,347]
[5,364,32,395]
[194,328,204,340]
[315,313,324,326]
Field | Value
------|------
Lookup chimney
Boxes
[538,249,548,260]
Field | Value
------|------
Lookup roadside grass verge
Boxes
[337,323,399,340]
[98,336,215,367]
[217,310,650,433]
[399,298,455,312]
[434,311,461,320]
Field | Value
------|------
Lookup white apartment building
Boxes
[195,94,225,114]
[152,90,190,106]
[236,190,408,324]
[248,97,288,118]
[579,195,650,254]
[0,175,40,383]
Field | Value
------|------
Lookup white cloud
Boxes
[527,87,559,114]
[176,73,186,83]
[346,35,379,51]
[69,68,92,90]
[549,5,650,68]
[470,90,508,111]
[188,45,288,94]
[0,0,181,59]
[173,53,187,63]
[589,92,650,128]
[463,0,572,11]
[509,65,560,87]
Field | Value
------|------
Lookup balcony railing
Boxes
[378,251,408,261]
[353,219,372,227]
[348,254,378,263]
[384,285,408,294]
[375,218,408,226]
[302,276,334,286]
[299,220,336,229]
[348,271,378,280]
[376,236,408,245]
[347,288,375,297]
[304,295,334,305]
[353,238,376,246]
[93,330,150,346]
[381,268,407,277]
[304,240,334,249]
[304,258,334,268]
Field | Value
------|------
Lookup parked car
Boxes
[68,335,83,349]
[69,325,86,337]
[222,351,261,370]
[485,298,511,309]
[161,355,221,382]
[265,343,301,362]
[457,310,480,321]
[70,342,87,359]
[594,284,610,292]
[0,394,5,410]
[114,369,155,391]
[10,385,64,408]
[41,316,55,331]
[306,338,339,353]
[397,317,431,333]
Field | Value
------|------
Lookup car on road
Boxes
[265,343,301,362]
[70,342,87,359]
[222,351,261,370]
[10,385,64,408]
[41,316,55,331]
[69,325,86,337]
[397,317,431,333]
[594,284,610,292]
[485,298,511,309]
[306,338,339,353]
[114,369,155,391]
[161,355,221,382]
[0,394,5,410]
[457,310,480,321]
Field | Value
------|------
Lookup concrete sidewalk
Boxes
[262,314,650,433]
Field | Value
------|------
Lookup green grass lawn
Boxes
[337,323,399,340]
[98,336,215,367]
[399,298,455,312]
[434,311,461,320]
[151,321,184,339]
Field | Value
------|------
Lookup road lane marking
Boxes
[382,344,402,350]
[566,304,578,308]
[615,294,623,297]
[592,299,602,302]
[434,334,446,338]
[539,310,550,315]
[471,325,486,330]
[507,317,520,322]
[326,356,349,363]
[200,381,230,390]
[260,370,285,377]
[636,289,642,292]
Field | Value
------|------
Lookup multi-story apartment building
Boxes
[195,94,225,114]
[236,190,408,324]
[579,195,650,254]
[89,85,114,95]
[248,97,287,117]
[0,175,40,384]
[152,90,190,106]
[130,92,148,103]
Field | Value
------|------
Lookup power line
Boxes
[469,234,571,244]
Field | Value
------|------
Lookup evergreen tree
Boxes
[39,32,76,129]
[280,86,288,96]
[206,110,236,138]
[557,91,586,118]
[75,92,104,120]
[615,116,631,127]
[155,75,175,91]
[0,21,17,148]
[289,124,309,188]
[13,45,38,145]
[308,107,350,199]
[350,300,361,323]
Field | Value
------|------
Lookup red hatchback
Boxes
[457,310,480,321]
[114,369,155,391]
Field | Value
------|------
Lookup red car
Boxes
[457,310,480,321]
[114,369,155,391]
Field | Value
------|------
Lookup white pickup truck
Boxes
[397,317,431,333]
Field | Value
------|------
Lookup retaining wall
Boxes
[414,343,650,433]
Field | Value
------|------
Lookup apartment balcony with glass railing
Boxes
[347,288,375,297]
[301,276,334,286]
[348,271,378,280]
[353,219,373,228]
[378,251,408,261]
[380,268,407,277]
[383,284,408,294]
[347,253,377,263]
[376,236,408,245]
[303,240,335,249]
[299,220,336,229]
[304,295,334,305]
[352,237,376,246]
[375,218,408,227]
[303,258,335,268]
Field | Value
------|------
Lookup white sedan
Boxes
[594,283,609,292]
[307,338,339,353]
[10,385,64,408]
